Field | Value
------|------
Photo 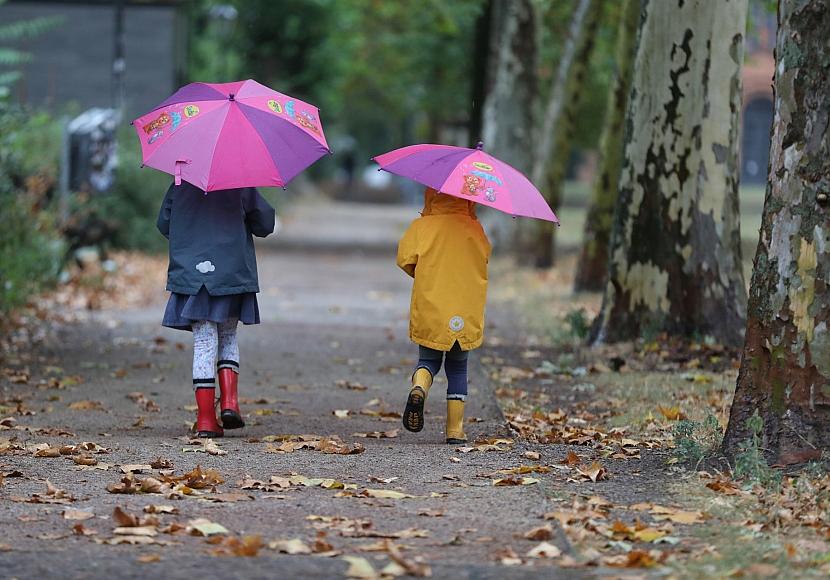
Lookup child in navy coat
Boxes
[157,181,275,437]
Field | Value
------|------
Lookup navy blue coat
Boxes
[156,182,275,296]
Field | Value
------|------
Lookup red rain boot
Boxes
[195,388,223,438]
[218,368,245,429]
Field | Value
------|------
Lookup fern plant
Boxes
[0,0,63,98]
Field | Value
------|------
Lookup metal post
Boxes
[112,0,126,114]
[59,116,70,225]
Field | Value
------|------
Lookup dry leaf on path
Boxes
[269,538,312,554]
[68,400,105,411]
[575,462,607,483]
[188,518,229,536]
[492,476,539,486]
[358,489,417,499]
[182,438,226,456]
[526,542,561,559]
[342,555,379,579]
[62,509,94,521]
[352,430,399,439]
[523,525,553,541]
[211,535,264,557]
[385,540,432,577]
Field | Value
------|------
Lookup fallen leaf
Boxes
[269,538,312,554]
[359,489,417,499]
[575,462,607,483]
[523,451,541,461]
[63,509,94,521]
[523,525,553,541]
[342,555,378,579]
[526,542,561,559]
[333,410,351,419]
[68,400,105,411]
[212,535,264,557]
[188,518,229,536]
[113,506,140,527]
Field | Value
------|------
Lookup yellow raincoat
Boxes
[397,189,492,351]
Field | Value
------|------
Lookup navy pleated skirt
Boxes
[162,286,260,331]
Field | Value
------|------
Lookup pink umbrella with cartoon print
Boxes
[132,79,330,191]
[372,142,559,223]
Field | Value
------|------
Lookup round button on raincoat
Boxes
[397,189,492,351]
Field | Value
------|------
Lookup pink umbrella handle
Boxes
[174,159,191,186]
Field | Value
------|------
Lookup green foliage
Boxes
[565,307,590,340]
[84,127,172,253]
[0,104,64,313]
[734,410,783,490]
[673,414,723,467]
[0,0,62,99]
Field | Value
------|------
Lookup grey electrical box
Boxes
[67,108,120,193]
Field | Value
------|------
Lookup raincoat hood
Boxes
[421,188,476,218]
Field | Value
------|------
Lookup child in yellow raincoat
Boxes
[397,188,491,443]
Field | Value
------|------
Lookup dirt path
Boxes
[1,201,580,579]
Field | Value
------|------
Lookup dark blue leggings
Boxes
[416,343,468,400]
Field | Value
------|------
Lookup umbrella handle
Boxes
[174,159,191,186]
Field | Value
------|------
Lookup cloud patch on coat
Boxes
[195,260,216,274]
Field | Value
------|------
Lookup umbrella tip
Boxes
[475,140,483,150]
[228,93,235,101]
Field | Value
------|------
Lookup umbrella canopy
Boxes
[373,143,559,223]
[132,79,330,191]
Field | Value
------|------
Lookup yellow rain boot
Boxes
[403,368,433,433]
[446,399,467,444]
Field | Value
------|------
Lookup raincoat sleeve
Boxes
[156,184,174,239]
[396,222,419,278]
[243,188,277,238]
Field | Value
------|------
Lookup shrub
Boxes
[0,104,64,313]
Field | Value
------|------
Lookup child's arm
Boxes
[156,184,174,239]
[396,223,418,278]
[243,188,277,238]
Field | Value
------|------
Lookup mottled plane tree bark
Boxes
[722,0,830,462]
[590,0,748,347]
[574,0,640,291]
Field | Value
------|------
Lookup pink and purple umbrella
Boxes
[373,142,559,223]
[132,79,330,191]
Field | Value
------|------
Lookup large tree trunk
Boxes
[481,0,537,174]
[722,0,830,462]
[589,0,748,347]
[480,0,538,248]
[528,0,601,268]
[574,0,640,291]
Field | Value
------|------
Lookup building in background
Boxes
[2,0,189,118]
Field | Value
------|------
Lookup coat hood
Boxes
[421,188,476,218]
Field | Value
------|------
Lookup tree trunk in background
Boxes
[589,0,748,347]
[574,0,640,291]
[528,0,600,268]
[722,0,830,462]
[480,0,538,248]
[481,0,537,174]
[468,0,494,146]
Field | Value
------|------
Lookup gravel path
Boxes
[0,201,576,579]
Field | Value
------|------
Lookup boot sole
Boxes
[446,438,467,445]
[221,410,245,429]
[403,389,425,433]
[196,430,223,438]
